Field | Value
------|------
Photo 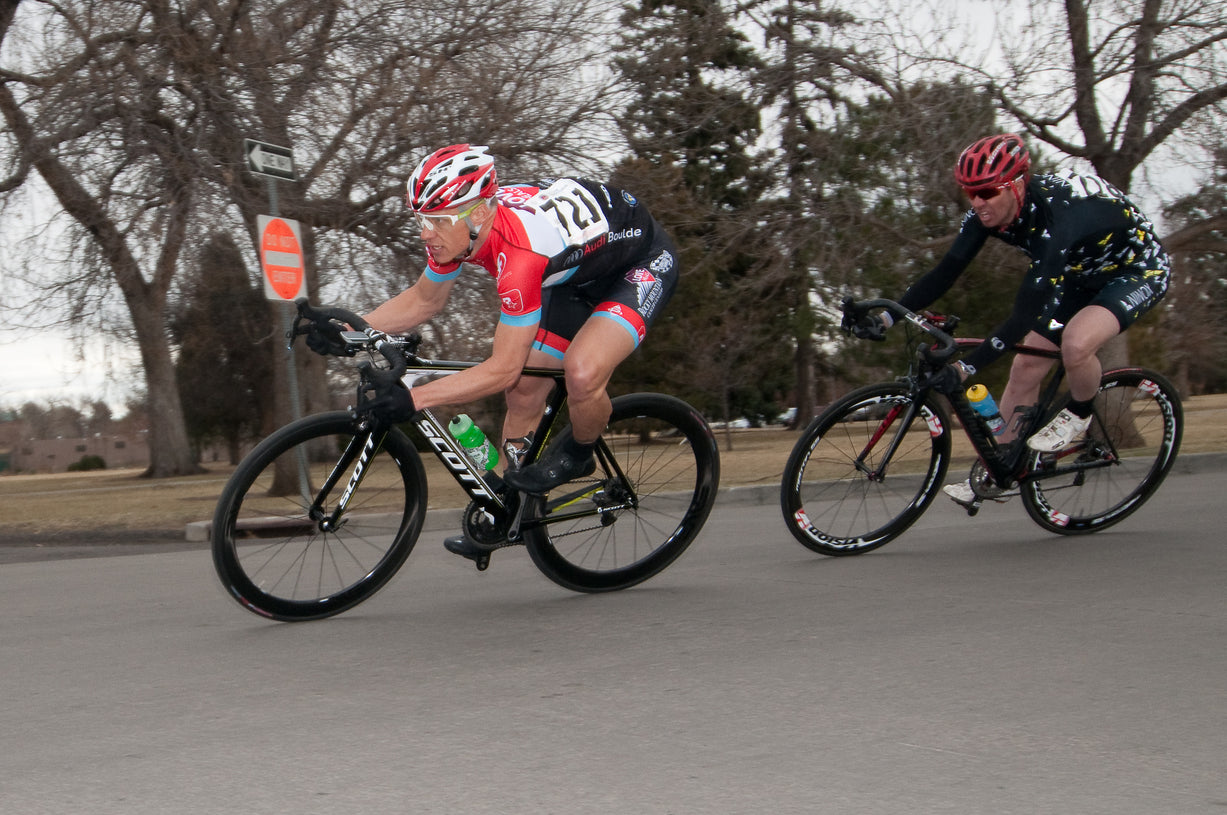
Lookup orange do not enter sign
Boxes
[258,215,307,301]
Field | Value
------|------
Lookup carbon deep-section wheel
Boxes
[212,411,428,621]
[1021,368,1182,535]
[781,383,951,555]
[523,393,720,592]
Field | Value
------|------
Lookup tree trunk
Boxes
[137,325,202,477]
[793,334,814,427]
[0,74,200,477]
[1098,332,1129,372]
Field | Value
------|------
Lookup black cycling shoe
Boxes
[444,534,495,561]
[445,534,510,572]
[503,445,596,494]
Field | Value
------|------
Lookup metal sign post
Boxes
[245,139,306,439]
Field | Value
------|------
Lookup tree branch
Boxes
[1162,214,1227,255]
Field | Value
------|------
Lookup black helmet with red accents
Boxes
[954,134,1031,188]
[405,144,498,213]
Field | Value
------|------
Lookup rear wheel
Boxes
[1021,369,1181,534]
[523,393,720,592]
[211,412,427,621]
[780,383,952,555]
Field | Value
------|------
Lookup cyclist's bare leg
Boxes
[499,317,636,494]
[561,317,638,443]
[997,331,1058,441]
[502,350,559,444]
[1060,305,1120,402]
[501,317,636,446]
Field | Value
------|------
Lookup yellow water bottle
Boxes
[966,384,1006,435]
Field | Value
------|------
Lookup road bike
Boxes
[211,301,720,621]
[780,297,1182,556]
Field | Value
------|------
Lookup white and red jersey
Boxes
[423,178,660,327]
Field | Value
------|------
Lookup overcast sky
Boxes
[0,0,1211,416]
[0,330,141,415]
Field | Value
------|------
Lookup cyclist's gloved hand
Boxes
[367,382,418,423]
[363,365,417,422]
[923,363,964,395]
[305,324,349,357]
[852,314,888,341]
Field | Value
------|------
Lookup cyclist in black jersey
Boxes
[855,133,1170,507]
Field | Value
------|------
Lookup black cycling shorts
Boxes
[1035,266,1170,342]
[531,232,680,361]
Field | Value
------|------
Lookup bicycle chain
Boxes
[967,460,1018,500]
[546,520,607,539]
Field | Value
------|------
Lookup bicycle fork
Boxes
[309,423,390,532]
[855,396,938,481]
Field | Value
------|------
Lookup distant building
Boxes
[6,434,151,474]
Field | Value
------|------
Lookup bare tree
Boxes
[1141,152,1227,395]
[1,0,620,476]
[878,0,1227,369]
[991,1,1227,192]
[1,0,202,475]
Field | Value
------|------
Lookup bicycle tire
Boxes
[523,393,720,592]
[1021,368,1182,535]
[212,411,428,621]
[780,382,952,555]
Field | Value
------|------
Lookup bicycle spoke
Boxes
[781,385,950,555]
[212,413,426,621]
[523,394,719,592]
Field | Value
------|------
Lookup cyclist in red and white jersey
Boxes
[363,144,679,558]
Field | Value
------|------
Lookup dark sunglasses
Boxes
[962,184,1008,201]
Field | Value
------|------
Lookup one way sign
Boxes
[244,139,297,181]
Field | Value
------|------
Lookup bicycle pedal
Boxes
[952,497,982,516]
[975,489,1016,503]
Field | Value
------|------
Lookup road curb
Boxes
[186,450,1227,542]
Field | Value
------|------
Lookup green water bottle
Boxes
[448,414,499,471]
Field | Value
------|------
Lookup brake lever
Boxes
[285,313,308,349]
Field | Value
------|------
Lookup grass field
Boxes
[4,393,1225,542]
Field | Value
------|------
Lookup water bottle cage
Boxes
[503,435,533,470]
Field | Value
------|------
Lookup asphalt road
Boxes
[2,467,1225,814]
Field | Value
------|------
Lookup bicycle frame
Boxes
[280,309,650,556]
[381,353,638,541]
[922,338,1127,493]
[782,295,1183,556]
[940,339,1064,489]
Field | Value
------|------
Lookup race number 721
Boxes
[533,180,610,246]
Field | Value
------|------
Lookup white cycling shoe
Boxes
[943,479,1013,507]
[1026,408,1092,452]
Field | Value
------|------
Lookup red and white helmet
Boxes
[405,144,497,213]
[954,134,1030,188]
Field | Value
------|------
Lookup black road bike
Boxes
[781,298,1182,556]
[212,301,720,621]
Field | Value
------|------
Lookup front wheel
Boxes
[780,383,952,555]
[523,393,720,592]
[1021,368,1182,535]
[211,411,428,621]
